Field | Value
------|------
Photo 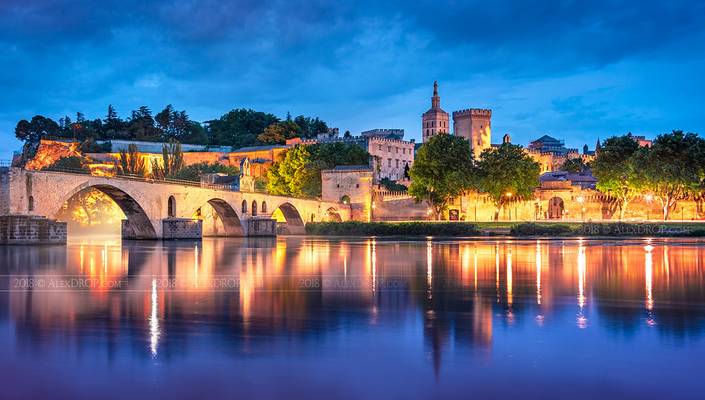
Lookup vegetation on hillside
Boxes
[267,142,370,197]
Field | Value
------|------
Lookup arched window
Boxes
[242,200,248,213]
[310,213,315,222]
[28,196,34,212]
[252,200,258,216]
[168,196,176,218]
[261,201,267,213]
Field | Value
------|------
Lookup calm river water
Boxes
[1,236,704,399]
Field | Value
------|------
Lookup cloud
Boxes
[0,0,704,159]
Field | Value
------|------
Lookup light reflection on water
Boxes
[1,237,705,399]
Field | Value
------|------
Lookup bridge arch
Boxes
[57,183,157,239]
[271,202,305,234]
[201,198,244,236]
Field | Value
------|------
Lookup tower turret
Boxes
[421,81,449,143]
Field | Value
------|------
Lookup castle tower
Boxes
[452,108,492,159]
[421,81,450,143]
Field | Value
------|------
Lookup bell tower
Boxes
[421,81,449,143]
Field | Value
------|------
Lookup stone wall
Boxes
[161,218,203,240]
[321,168,373,221]
[0,215,66,245]
[0,168,9,215]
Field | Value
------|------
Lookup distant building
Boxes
[528,135,578,155]
[305,134,415,182]
[632,135,652,147]
[421,81,450,143]
[361,129,404,140]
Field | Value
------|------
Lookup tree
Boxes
[591,133,642,220]
[267,143,370,197]
[257,121,301,144]
[128,106,160,141]
[103,104,124,139]
[476,143,540,221]
[408,135,475,219]
[206,108,280,148]
[116,144,147,176]
[15,115,60,144]
[15,115,61,163]
[151,140,184,179]
[634,131,705,220]
[560,157,587,173]
[267,145,318,197]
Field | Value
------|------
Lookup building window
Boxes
[28,196,34,212]
[242,200,248,213]
[252,200,258,216]
[336,184,340,188]
[395,147,398,154]
[168,196,176,218]
[387,146,391,152]
[378,145,382,151]
[356,183,359,188]
[388,159,392,167]
[261,201,267,213]
[396,159,399,167]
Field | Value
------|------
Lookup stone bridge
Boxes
[0,168,349,239]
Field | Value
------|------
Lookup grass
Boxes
[305,221,481,236]
[305,221,705,237]
[510,222,705,237]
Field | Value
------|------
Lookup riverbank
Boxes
[305,221,705,237]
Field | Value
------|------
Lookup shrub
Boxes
[305,222,480,236]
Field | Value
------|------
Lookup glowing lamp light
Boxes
[505,192,513,198]
[645,194,654,202]
[576,196,585,204]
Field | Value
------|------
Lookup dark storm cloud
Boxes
[1,0,704,156]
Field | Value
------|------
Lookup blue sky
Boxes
[1,0,704,159]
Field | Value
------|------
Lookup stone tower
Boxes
[421,81,449,143]
[452,108,492,159]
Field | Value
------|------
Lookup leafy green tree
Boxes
[267,143,370,197]
[560,157,587,173]
[206,109,280,148]
[15,115,61,163]
[116,144,147,176]
[409,134,475,219]
[128,106,160,141]
[103,104,124,139]
[257,121,301,144]
[591,133,642,219]
[634,131,705,220]
[476,143,540,220]
[293,115,328,138]
[15,115,60,144]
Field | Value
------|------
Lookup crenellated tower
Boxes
[421,81,450,143]
[452,108,492,159]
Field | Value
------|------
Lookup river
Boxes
[1,237,704,399]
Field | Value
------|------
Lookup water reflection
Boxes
[1,237,705,397]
